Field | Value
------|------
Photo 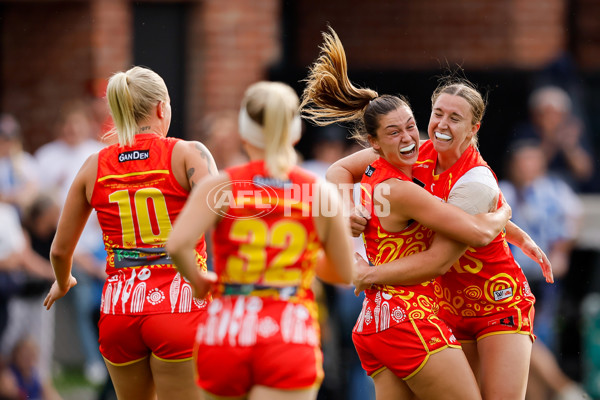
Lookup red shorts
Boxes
[194,296,323,397]
[352,315,460,379]
[99,311,203,365]
[441,299,536,342]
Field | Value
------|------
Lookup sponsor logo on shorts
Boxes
[487,315,515,327]
[429,337,441,345]
[493,287,513,301]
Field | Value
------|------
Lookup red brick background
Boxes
[0,0,598,152]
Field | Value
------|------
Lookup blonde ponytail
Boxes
[241,81,300,180]
[106,66,169,146]
[106,72,137,146]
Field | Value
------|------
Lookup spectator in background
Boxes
[0,200,25,344]
[0,114,60,396]
[0,114,40,214]
[499,140,589,400]
[201,111,248,169]
[301,125,349,177]
[512,86,594,191]
[0,356,19,400]
[88,78,114,137]
[9,336,52,400]
[1,194,63,400]
[34,100,108,385]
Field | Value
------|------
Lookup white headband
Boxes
[238,106,302,149]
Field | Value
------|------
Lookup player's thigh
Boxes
[461,340,480,380]
[104,357,155,400]
[406,347,481,400]
[249,385,318,400]
[477,333,532,400]
[202,392,245,400]
[371,368,414,400]
[150,356,202,400]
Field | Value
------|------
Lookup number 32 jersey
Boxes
[211,160,322,304]
[91,133,208,316]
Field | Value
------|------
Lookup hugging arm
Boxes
[505,221,553,283]
[354,234,467,293]
[351,179,510,294]
[390,180,510,248]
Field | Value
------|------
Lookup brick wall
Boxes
[90,0,132,82]
[187,0,281,140]
[574,0,600,69]
[1,0,598,152]
[294,0,567,69]
[1,2,95,152]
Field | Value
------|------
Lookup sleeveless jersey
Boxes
[202,161,323,348]
[413,140,534,319]
[211,160,322,304]
[91,133,208,316]
[353,157,439,335]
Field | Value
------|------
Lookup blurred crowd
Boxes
[0,97,110,399]
[0,80,597,399]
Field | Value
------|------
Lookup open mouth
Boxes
[435,131,452,141]
[399,143,416,155]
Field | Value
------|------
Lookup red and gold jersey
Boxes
[91,133,208,315]
[354,157,439,335]
[211,160,323,305]
[413,140,534,319]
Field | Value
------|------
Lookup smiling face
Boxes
[428,93,480,160]
[368,105,419,173]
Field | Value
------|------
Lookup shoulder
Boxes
[175,140,211,152]
[449,168,498,214]
[382,177,421,202]
[174,140,215,162]
[454,166,498,190]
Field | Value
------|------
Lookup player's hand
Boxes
[496,193,512,220]
[350,206,370,237]
[353,253,373,296]
[192,270,218,299]
[522,242,554,284]
[44,276,77,310]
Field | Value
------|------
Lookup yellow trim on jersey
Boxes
[414,158,435,165]
[98,169,170,182]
